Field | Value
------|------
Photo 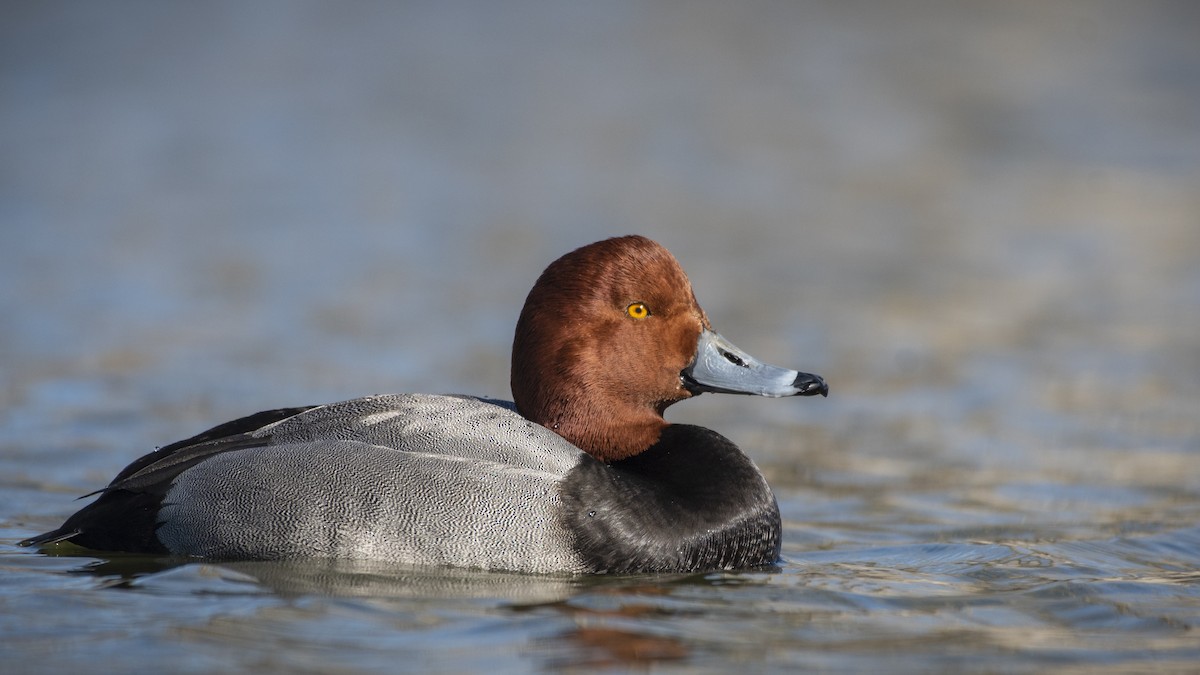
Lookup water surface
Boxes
[3,2,1199,672]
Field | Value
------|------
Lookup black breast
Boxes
[559,424,782,574]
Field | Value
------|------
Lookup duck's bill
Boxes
[682,329,828,398]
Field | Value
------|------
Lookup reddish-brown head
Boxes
[511,236,710,461]
[511,235,828,462]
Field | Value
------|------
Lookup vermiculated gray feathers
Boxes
[157,395,589,573]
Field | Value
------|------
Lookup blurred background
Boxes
[3,1,1196,475]
[2,2,1198,670]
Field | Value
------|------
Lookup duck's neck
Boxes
[526,393,669,463]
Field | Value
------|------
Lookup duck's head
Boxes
[512,235,827,461]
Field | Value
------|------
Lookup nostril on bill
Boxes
[718,348,748,368]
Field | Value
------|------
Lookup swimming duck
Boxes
[21,235,827,574]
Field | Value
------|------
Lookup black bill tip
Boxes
[793,372,829,397]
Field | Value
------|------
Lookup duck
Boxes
[20,235,828,574]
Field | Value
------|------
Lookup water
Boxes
[3,1,1199,672]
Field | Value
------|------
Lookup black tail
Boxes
[18,527,81,548]
[17,405,314,554]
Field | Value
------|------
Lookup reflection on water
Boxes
[2,1,1199,673]
[19,538,1198,671]
[45,551,581,602]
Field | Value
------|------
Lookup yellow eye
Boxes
[626,302,651,319]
